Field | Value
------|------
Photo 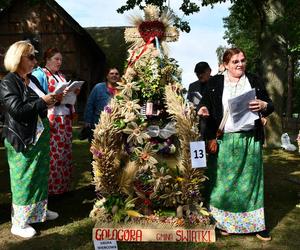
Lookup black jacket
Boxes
[198,73,274,142]
[187,79,208,103]
[0,72,48,152]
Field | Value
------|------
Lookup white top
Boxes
[222,71,255,132]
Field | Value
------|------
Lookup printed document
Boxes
[53,81,70,94]
[228,89,259,129]
[61,81,85,105]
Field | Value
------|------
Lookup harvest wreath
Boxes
[90,4,214,242]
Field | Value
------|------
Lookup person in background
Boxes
[32,48,78,196]
[84,67,121,142]
[187,61,211,104]
[0,41,59,238]
[187,61,211,140]
[198,47,274,241]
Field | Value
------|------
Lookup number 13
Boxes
[193,149,204,159]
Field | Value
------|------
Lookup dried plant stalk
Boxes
[164,85,206,204]
[91,99,123,196]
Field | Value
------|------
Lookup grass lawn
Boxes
[0,128,300,250]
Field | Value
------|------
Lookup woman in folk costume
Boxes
[198,48,274,241]
[0,41,59,238]
[33,48,78,195]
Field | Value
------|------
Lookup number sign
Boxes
[190,141,207,168]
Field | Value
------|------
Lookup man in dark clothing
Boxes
[187,62,211,140]
[187,61,211,105]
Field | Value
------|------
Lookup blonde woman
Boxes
[0,41,59,238]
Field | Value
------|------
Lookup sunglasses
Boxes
[231,59,246,65]
[24,54,36,61]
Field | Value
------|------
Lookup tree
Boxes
[222,1,262,74]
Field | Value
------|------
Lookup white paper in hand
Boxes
[54,81,70,94]
[61,81,84,105]
[228,89,259,129]
[61,92,76,105]
[67,81,84,91]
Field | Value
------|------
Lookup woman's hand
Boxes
[62,87,70,97]
[198,106,210,117]
[55,93,63,102]
[42,94,58,107]
[249,99,267,112]
[207,139,218,154]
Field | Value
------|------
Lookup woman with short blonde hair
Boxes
[4,41,35,72]
[0,40,59,238]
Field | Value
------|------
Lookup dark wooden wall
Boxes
[0,0,106,117]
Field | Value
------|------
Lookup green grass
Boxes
[0,130,300,249]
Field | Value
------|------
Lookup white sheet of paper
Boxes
[60,81,84,105]
[228,89,259,129]
[191,91,202,106]
[190,141,207,168]
[61,92,77,105]
[67,80,85,91]
[53,81,70,94]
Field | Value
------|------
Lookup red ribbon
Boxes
[127,36,155,68]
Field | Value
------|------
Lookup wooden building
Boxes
[0,0,106,115]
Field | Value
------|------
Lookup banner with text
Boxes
[93,227,215,243]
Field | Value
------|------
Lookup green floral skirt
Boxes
[5,118,50,227]
[206,131,266,233]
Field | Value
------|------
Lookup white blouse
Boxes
[222,71,255,132]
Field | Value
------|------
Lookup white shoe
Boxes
[46,210,59,220]
[11,224,36,238]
